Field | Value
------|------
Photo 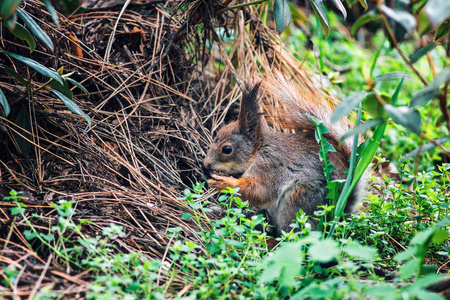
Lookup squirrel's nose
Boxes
[202,157,212,178]
[203,157,211,170]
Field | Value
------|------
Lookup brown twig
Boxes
[83,0,165,12]
[419,133,450,158]
[28,254,53,299]
[438,91,450,134]
[216,0,268,15]
[441,35,450,134]
[378,5,428,86]
[211,29,246,92]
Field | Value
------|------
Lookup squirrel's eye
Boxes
[222,145,232,155]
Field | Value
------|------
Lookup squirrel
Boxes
[203,74,368,235]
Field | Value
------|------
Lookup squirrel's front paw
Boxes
[208,174,233,191]
[210,174,229,180]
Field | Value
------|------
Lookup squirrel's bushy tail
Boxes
[260,71,352,152]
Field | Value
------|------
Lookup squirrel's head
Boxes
[203,84,263,177]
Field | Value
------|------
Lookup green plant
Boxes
[330,1,448,167]
[4,190,97,264]
[177,183,273,298]
[1,2,91,156]
[257,217,449,299]
[177,180,448,299]
[342,163,450,266]
[4,174,448,299]
[277,0,450,173]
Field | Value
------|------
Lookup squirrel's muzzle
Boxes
[203,156,212,171]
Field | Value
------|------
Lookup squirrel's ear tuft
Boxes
[238,83,262,134]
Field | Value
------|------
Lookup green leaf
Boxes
[340,79,403,208]
[325,180,344,203]
[42,0,59,27]
[380,5,416,34]
[394,246,416,262]
[435,20,450,41]
[273,0,291,34]
[414,289,447,300]
[16,8,54,52]
[1,50,63,84]
[418,10,433,36]
[24,230,38,240]
[0,88,11,117]
[436,218,450,229]
[341,118,384,140]
[181,212,191,220]
[328,103,363,234]
[362,92,391,118]
[424,0,450,28]
[224,239,244,247]
[52,89,92,127]
[331,91,366,123]
[370,37,386,76]
[391,76,405,106]
[433,67,450,87]
[308,239,339,263]
[344,241,377,261]
[410,43,437,64]
[11,206,25,215]
[1,64,28,87]
[5,22,36,52]
[189,202,201,210]
[365,284,397,299]
[0,0,22,21]
[185,240,197,248]
[410,86,440,108]
[432,229,448,245]
[66,77,90,97]
[259,241,303,286]
[330,0,346,19]
[385,105,422,134]
[233,226,245,234]
[13,105,32,156]
[40,232,55,241]
[410,68,450,108]
[350,123,387,195]
[5,12,18,28]
[310,115,336,182]
[358,0,367,10]
[351,10,380,35]
[183,188,192,199]
[411,227,435,246]
[50,78,73,99]
[401,137,450,162]
[375,72,410,82]
[309,0,330,38]
[398,258,418,280]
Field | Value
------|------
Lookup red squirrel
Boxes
[203,74,367,234]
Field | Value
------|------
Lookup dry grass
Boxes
[0,0,340,297]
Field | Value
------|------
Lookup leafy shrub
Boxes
[1,1,91,156]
